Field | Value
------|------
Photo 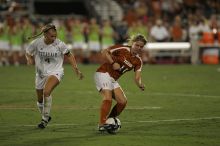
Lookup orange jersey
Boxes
[96,44,143,80]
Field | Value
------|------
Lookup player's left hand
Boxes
[75,69,84,80]
[77,70,84,80]
[139,83,145,91]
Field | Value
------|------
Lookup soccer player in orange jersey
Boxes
[94,34,147,132]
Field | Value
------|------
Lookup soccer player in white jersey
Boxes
[25,24,84,129]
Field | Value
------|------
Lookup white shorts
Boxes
[35,72,64,89]
[94,72,120,91]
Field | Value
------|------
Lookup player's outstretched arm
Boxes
[134,71,145,91]
[65,52,84,80]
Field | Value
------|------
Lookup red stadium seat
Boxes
[202,48,219,64]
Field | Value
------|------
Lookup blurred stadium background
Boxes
[0,0,219,65]
[1,1,220,146]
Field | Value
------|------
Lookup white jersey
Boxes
[26,37,69,76]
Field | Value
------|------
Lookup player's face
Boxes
[44,29,57,44]
[131,41,145,55]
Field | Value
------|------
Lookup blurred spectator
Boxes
[65,18,74,44]
[10,19,25,66]
[169,16,184,42]
[136,20,148,38]
[151,0,162,18]
[198,18,211,33]
[134,0,148,20]
[127,21,138,37]
[0,21,10,66]
[72,18,87,50]
[128,20,148,39]
[150,19,169,42]
[21,16,34,44]
[100,19,115,50]
[55,19,68,43]
[87,18,101,52]
[197,18,214,44]
[0,0,220,65]
[188,18,200,41]
[123,8,138,27]
[114,20,128,44]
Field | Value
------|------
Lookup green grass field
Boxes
[0,64,220,146]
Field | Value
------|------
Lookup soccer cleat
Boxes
[98,124,111,131]
[98,125,106,132]
[37,116,51,129]
[98,124,116,134]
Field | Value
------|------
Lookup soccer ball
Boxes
[106,117,121,133]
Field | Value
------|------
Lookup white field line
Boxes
[0,106,161,110]
[124,116,220,124]
[0,107,36,110]
[144,92,220,98]
[3,116,220,128]
[0,88,219,98]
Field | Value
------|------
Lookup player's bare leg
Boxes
[98,89,112,132]
[36,89,44,115]
[38,75,59,129]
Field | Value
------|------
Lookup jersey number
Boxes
[45,58,50,63]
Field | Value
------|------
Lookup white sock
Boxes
[42,95,52,121]
[37,101,44,115]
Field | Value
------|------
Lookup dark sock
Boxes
[108,102,127,118]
